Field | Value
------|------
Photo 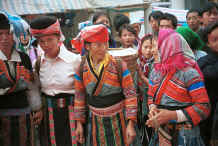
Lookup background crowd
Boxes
[0,1,218,146]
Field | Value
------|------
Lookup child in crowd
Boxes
[135,34,155,145]
[119,24,137,49]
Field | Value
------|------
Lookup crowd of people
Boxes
[0,1,218,146]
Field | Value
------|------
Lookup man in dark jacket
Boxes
[198,21,218,146]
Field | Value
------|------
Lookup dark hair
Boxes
[148,11,164,21]
[30,16,57,29]
[31,39,38,47]
[0,14,10,29]
[186,9,200,18]
[141,34,153,45]
[199,2,218,16]
[92,11,110,24]
[113,14,130,32]
[118,24,137,37]
[203,21,218,43]
[160,13,178,29]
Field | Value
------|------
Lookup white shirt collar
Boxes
[41,44,76,63]
[0,49,21,62]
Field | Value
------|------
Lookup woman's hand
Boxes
[138,69,149,85]
[148,105,159,119]
[126,120,136,144]
[32,109,43,125]
[75,121,85,144]
[146,109,177,128]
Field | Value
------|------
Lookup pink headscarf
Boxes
[155,29,203,78]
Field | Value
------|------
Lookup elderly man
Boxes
[0,11,42,146]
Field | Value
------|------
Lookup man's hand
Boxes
[33,109,43,125]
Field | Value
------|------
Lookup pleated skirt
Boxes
[86,102,141,146]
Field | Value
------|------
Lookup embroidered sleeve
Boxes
[74,66,87,123]
[121,61,138,122]
[147,79,155,106]
[182,68,210,126]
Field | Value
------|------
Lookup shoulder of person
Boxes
[61,46,82,63]
[198,51,218,65]
[176,67,201,83]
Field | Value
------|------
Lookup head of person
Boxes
[200,2,218,27]
[19,20,31,47]
[113,14,130,32]
[176,26,205,51]
[148,11,163,33]
[203,21,218,54]
[137,34,153,77]
[159,13,178,30]
[186,9,201,32]
[118,24,137,48]
[92,11,111,28]
[30,16,62,58]
[156,28,199,76]
[0,13,14,52]
[73,25,109,62]
[131,21,141,37]
[139,34,153,60]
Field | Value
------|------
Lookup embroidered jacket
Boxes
[74,55,137,123]
[148,67,210,126]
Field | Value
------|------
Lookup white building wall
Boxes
[170,0,185,10]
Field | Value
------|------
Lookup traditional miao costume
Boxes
[148,29,210,146]
[73,25,141,146]
[31,18,81,146]
[0,11,42,146]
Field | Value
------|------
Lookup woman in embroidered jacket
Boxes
[30,16,81,146]
[146,28,210,146]
[0,12,42,146]
[73,25,141,146]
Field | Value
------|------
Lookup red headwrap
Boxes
[30,20,61,37]
[71,24,109,53]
